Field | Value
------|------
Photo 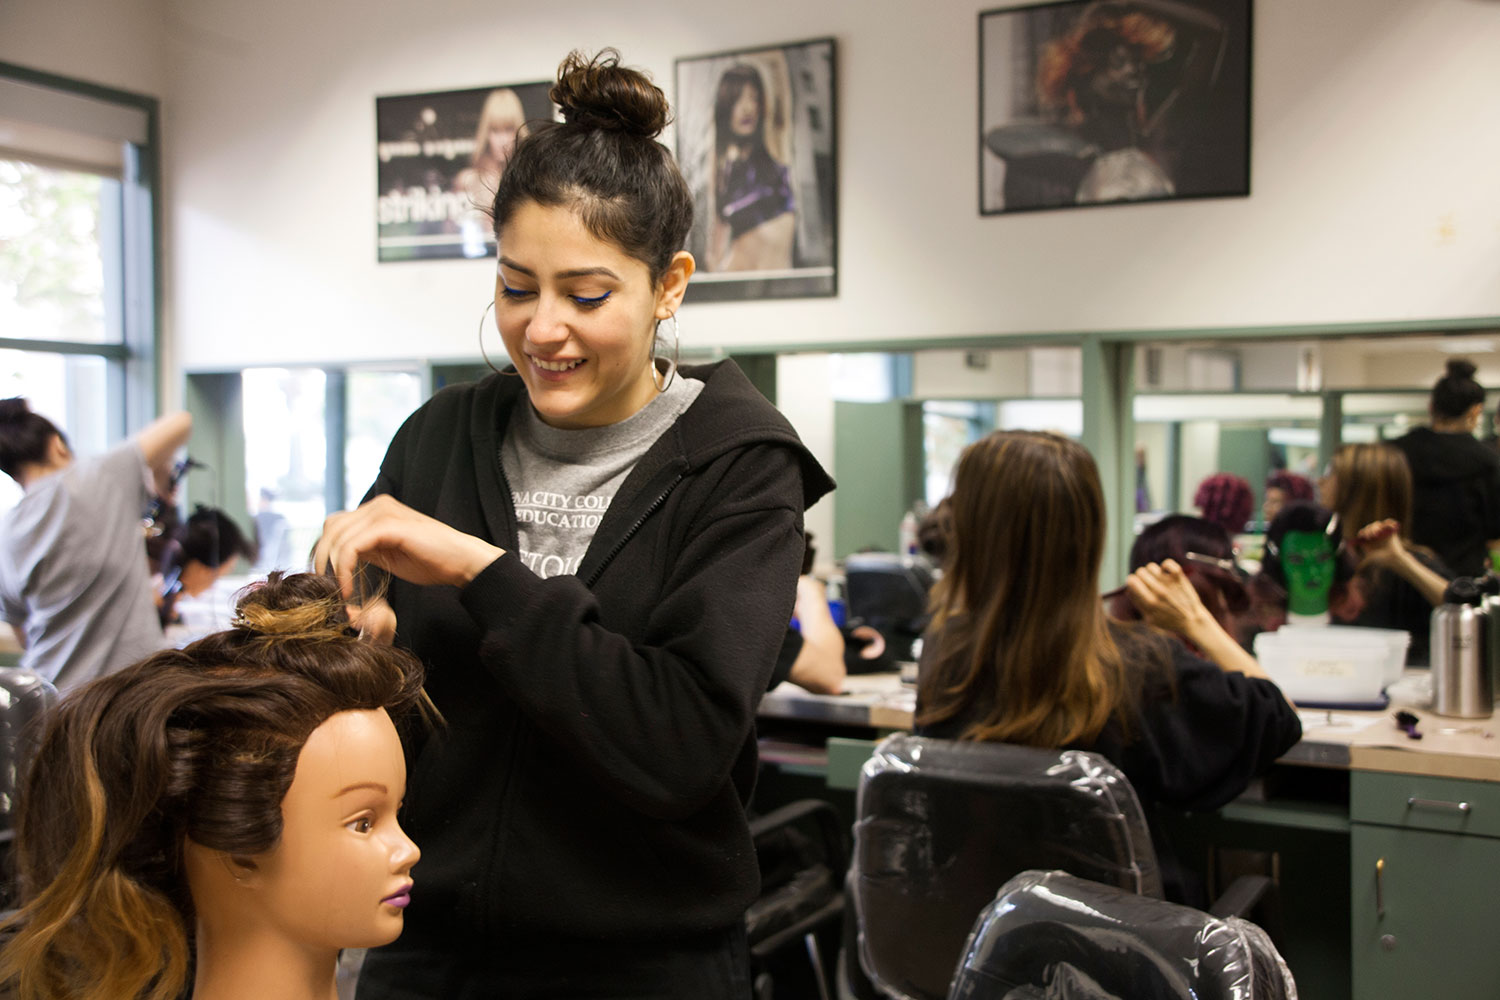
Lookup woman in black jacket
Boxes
[1392,358,1500,577]
[316,50,832,999]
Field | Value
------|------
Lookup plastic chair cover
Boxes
[852,734,1161,1000]
[0,668,56,835]
[947,870,1297,1000]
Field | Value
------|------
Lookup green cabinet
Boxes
[1350,772,1500,999]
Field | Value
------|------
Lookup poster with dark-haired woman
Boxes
[676,38,837,302]
[980,0,1251,215]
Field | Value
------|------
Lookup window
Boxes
[0,63,160,509]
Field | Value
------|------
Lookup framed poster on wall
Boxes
[376,81,554,262]
[979,0,1251,215]
[675,37,837,302]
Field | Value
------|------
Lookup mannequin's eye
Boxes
[346,815,374,834]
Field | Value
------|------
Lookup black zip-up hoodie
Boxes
[365,360,834,950]
[1392,426,1500,577]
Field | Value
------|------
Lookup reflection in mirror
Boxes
[1131,332,1500,541]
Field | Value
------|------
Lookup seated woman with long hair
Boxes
[0,573,426,1000]
[916,432,1300,901]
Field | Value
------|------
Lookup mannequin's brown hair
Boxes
[0,572,426,1000]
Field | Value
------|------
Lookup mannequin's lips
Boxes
[381,883,413,908]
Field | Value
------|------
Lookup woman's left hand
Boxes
[1125,559,1210,636]
[313,494,505,601]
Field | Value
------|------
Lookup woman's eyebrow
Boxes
[497,258,620,282]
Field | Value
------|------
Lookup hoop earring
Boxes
[652,314,680,392]
[477,300,520,376]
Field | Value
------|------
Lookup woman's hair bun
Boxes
[0,397,34,424]
[232,572,352,638]
[1445,358,1478,381]
[550,48,671,138]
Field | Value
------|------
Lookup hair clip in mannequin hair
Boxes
[653,314,679,392]
[477,300,520,377]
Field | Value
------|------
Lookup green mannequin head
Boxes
[1279,529,1336,616]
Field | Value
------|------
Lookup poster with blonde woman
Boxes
[675,37,837,301]
[376,81,553,261]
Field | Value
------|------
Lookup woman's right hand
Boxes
[313,494,505,602]
[1125,559,1210,636]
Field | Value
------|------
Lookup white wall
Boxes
[9,0,1500,373]
[774,353,835,565]
[0,0,167,98]
[150,0,1500,372]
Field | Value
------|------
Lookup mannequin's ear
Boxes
[222,853,260,885]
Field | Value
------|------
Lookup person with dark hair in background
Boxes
[1392,358,1500,577]
[0,573,426,1000]
[1262,470,1314,525]
[0,398,191,690]
[706,62,795,272]
[315,49,832,997]
[155,505,256,627]
[1193,472,1253,538]
[1107,513,1248,644]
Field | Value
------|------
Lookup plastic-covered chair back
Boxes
[947,870,1297,1000]
[852,734,1162,1000]
[0,668,57,836]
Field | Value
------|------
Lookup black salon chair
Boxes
[947,869,1296,1000]
[848,734,1281,1000]
[748,798,848,1000]
[0,667,58,909]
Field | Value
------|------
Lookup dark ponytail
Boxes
[1431,358,1485,420]
[0,399,65,481]
[492,49,693,283]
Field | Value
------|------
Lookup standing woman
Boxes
[1392,358,1500,577]
[0,399,191,690]
[317,50,832,998]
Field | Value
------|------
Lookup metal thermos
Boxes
[1431,602,1492,719]
[1478,574,1500,703]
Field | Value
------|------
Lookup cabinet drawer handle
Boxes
[1375,858,1385,918]
[1407,797,1471,814]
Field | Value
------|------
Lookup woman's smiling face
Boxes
[495,200,691,429]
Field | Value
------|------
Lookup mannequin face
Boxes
[1281,530,1335,616]
[247,708,418,951]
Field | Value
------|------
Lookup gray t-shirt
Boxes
[0,441,165,690]
[501,377,704,579]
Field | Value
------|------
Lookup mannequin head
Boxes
[0,573,426,1000]
[1261,501,1348,617]
[1192,472,1254,538]
[1262,471,1314,524]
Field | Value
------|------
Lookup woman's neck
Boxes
[1432,415,1475,434]
[192,924,338,1000]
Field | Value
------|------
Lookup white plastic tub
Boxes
[1253,624,1409,704]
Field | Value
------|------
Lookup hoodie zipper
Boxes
[584,473,684,588]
